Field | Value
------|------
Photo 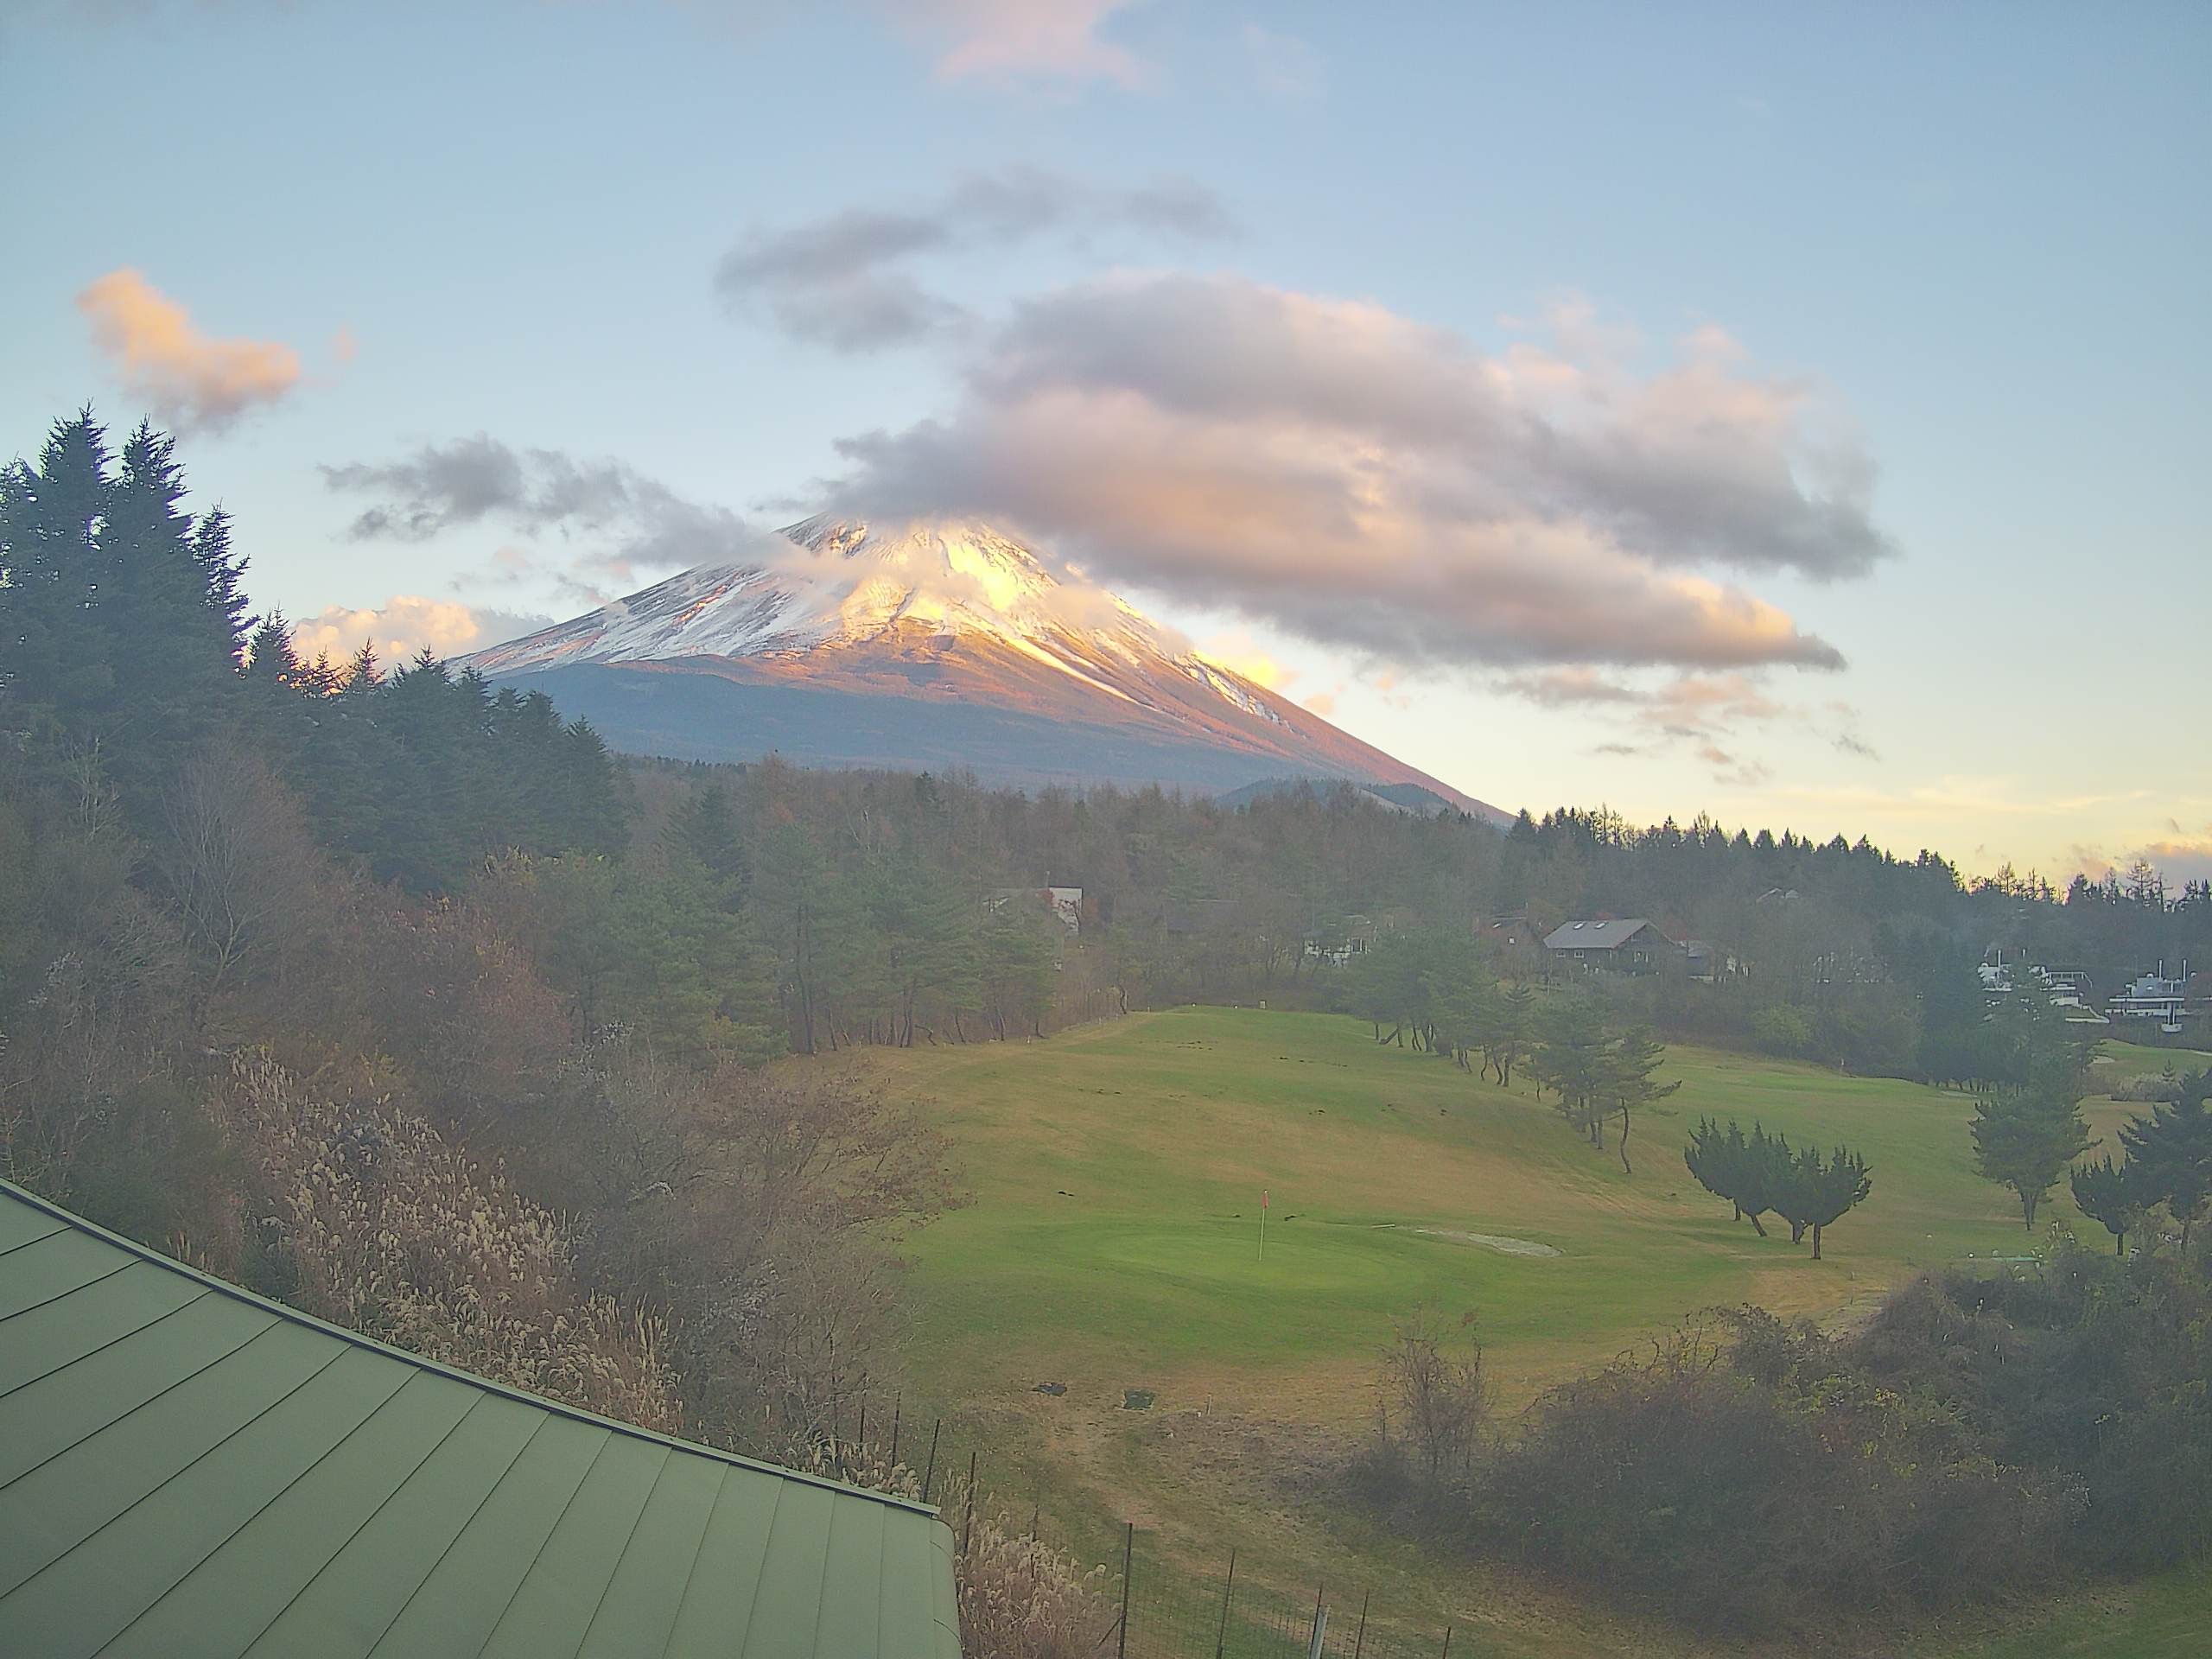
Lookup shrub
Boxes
[1749,1004,1814,1058]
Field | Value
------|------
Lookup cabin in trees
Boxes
[1475,911,1538,949]
[988,885,1086,934]
[1542,918,1688,976]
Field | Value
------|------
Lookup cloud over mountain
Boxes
[819,273,1891,672]
[287,595,552,667]
[321,435,785,594]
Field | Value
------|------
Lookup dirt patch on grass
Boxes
[1390,1224,1564,1257]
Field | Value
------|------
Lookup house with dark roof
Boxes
[0,1178,963,1659]
[1541,918,1688,976]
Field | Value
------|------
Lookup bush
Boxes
[1749,1004,1814,1058]
[1471,1308,2072,1636]
[1355,1240,2212,1642]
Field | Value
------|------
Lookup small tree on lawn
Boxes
[2118,1075,2212,1255]
[1789,1142,1873,1260]
[2070,1155,2147,1256]
[1599,1026,1679,1175]
[1484,983,1539,1088]
[1685,1117,1732,1217]
[1972,1083,2093,1231]
[1685,1117,1792,1238]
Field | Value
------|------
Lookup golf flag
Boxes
[1262,1190,1268,1209]
[1259,1189,1268,1261]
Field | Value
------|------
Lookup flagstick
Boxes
[1259,1198,1267,1263]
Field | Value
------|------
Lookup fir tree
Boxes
[2070,1155,2147,1256]
[1972,1083,2094,1231]
[2117,1075,2212,1255]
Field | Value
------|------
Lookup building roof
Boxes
[0,1178,962,1659]
[1542,918,1665,951]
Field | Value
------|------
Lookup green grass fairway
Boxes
[874,1007,2112,1411]
[842,1009,2203,1656]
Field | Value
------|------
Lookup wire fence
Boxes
[810,1401,1461,1659]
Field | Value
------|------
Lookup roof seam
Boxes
[238,1382,494,1659]
[0,1254,137,1326]
[3,1334,349,1611]
[734,1475,785,1658]
[361,1408,556,1658]
[471,1424,617,1658]
[0,1220,67,1261]
[0,1303,285,1497]
[0,1283,214,1404]
[91,1350,417,1656]
[569,1443,676,1659]
[0,1180,935,1517]
[654,1460,728,1659]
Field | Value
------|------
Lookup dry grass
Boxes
[216,1052,682,1432]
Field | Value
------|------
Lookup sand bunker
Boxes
[1384,1224,1562,1258]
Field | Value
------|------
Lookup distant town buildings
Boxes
[2107,963,2194,1033]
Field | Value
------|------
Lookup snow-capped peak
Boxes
[463,517,1256,709]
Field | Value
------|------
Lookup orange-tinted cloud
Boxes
[288,596,547,666]
[890,0,1147,86]
[77,269,303,431]
[824,273,1887,673]
[1198,629,1294,690]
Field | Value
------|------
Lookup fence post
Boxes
[921,1420,941,1503]
[962,1451,977,1556]
[888,1393,901,1468]
[1440,1624,1452,1658]
[1116,1522,1133,1659]
[1353,1589,1369,1659]
[855,1396,868,1465]
[1306,1586,1328,1659]
[1213,1548,1236,1659]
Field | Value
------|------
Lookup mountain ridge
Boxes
[462,519,1508,822]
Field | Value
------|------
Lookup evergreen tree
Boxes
[1531,993,1612,1150]
[1777,1142,1873,1259]
[2117,1074,2212,1255]
[663,780,750,897]
[2070,1155,2147,1256]
[1484,983,1537,1088]
[1971,1083,2093,1231]
[1598,1025,1678,1173]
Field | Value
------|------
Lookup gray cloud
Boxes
[715,167,1236,351]
[323,436,779,595]
[818,272,1890,671]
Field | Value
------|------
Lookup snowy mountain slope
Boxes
[463,518,1505,820]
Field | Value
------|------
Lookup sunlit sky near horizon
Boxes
[4,2,2207,884]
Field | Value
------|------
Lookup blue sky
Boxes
[4,1,2207,880]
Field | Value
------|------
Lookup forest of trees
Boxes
[0,414,949,1463]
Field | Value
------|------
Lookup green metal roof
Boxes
[0,1179,963,1659]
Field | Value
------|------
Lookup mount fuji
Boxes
[462,518,1503,818]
